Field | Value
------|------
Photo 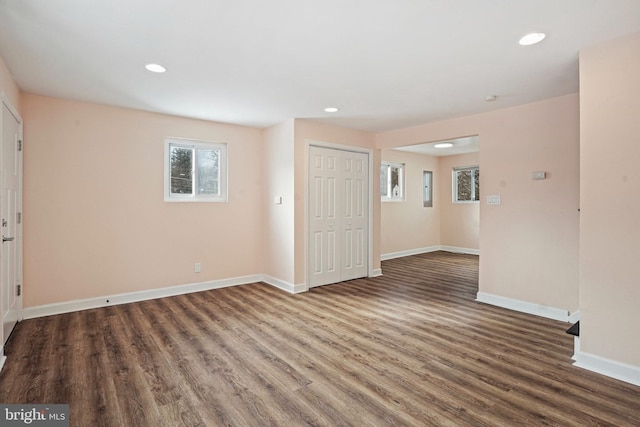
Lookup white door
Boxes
[309,146,368,287]
[341,151,368,281]
[1,100,22,345]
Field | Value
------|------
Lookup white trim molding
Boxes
[574,351,640,387]
[475,292,571,322]
[262,275,306,294]
[381,245,479,261]
[381,246,441,261]
[439,246,480,256]
[568,310,580,324]
[371,268,383,277]
[23,275,264,319]
[21,269,387,320]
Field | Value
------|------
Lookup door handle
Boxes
[2,236,14,242]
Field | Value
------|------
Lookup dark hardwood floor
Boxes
[1,251,639,426]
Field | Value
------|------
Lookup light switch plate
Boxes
[487,195,501,205]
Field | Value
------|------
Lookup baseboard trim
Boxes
[572,337,580,361]
[574,351,640,387]
[262,275,306,294]
[371,268,383,277]
[568,310,580,324]
[21,267,386,320]
[0,353,6,373]
[475,291,570,322]
[23,274,265,319]
[381,246,441,261]
[381,245,479,261]
[439,246,480,256]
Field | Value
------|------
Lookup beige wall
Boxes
[579,31,640,367]
[380,149,440,255]
[439,152,480,250]
[262,120,295,284]
[293,119,379,284]
[0,55,20,111]
[376,94,580,313]
[22,94,265,307]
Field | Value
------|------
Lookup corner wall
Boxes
[439,152,480,251]
[0,55,20,111]
[22,94,265,307]
[578,31,640,377]
[262,120,296,286]
[380,149,440,256]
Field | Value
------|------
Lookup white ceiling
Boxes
[1,1,639,132]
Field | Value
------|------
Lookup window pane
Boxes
[380,165,389,197]
[390,166,401,197]
[473,168,480,201]
[197,148,220,195]
[170,146,193,194]
[457,170,472,201]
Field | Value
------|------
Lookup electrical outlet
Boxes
[195,262,201,273]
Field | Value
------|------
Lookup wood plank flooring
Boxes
[1,251,639,426]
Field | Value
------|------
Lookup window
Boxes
[164,138,227,202]
[381,162,404,201]
[453,166,479,203]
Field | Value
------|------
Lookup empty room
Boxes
[0,1,639,425]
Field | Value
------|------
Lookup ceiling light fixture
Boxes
[485,95,497,102]
[145,63,166,73]
[434,143,453,149]
[518,32,546,46]
[324,107,339,113]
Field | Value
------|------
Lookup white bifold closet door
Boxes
[308,146,368,288]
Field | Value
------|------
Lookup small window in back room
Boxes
[164,138,228,202]
[453,166,479,203]
[381,162,404,201]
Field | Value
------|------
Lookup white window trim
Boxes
[452,165,479,204]
[164,137,228,202]
[381,161,405,202]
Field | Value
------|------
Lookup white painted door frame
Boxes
[0,94,23,362]
[306,140,374,289]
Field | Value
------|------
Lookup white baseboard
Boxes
[381,246,441,261]
[439,246,480,256]
[572,336,580,361]
[21,267,392,320]
[568,310,580,324]
[574,351,640,387]
[23,274,265,319]
[475,291,570,322]
[371,268,383,277]
[381,245,479,261]
[0,352,5,373]
[262,275,306,294]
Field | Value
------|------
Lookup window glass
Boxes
[165,139,227,202]
[453,166,479,203]
[381,162,404,201]
[197,148,220,196]
[170,146,193,195]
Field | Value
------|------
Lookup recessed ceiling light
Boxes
[519,32,546,46]
[145,63,166,73]
[485,95,497,102]
[324,107,339,113]
[434,143,453,149]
